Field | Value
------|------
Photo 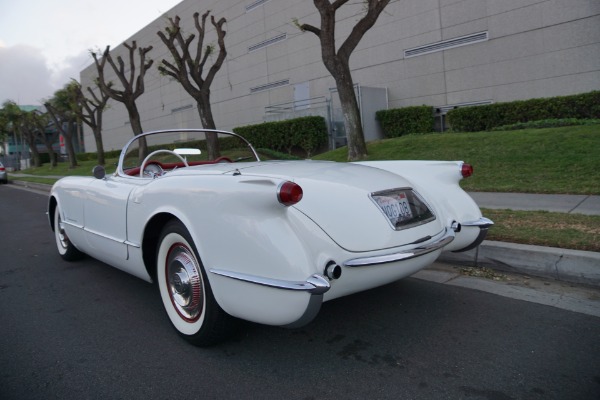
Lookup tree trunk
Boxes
[64,121,78,169]
[40,134,58,167]
[330,65,367,161]
[93,126,106,165]
[125,104,148,160]
[22,131,41,168]
[197,93,220,160]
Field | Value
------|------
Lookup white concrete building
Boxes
[79,0,600,152]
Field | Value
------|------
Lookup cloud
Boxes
[0,44,55,105]
[50,51,95,89]
[0,44,95,106]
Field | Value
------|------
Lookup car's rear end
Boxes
[203,160,490,326]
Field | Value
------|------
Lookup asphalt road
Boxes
[1,184,599,400]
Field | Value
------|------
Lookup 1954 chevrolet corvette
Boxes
[48,129,492,346]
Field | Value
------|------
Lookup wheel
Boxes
[54,205,84,261]
[156,220,237,346]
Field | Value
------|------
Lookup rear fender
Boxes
[355,161,486,251]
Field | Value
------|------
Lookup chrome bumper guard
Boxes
[344,227,455,267]
[453,217,494,252]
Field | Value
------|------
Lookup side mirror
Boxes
[93,165,106,180]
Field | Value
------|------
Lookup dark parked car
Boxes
[0,162,7,184]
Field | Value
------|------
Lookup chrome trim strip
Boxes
[62,220,84,230]
[83,227,126,244]
[461,217,494,229]
[63,220,141,248]
[209,269,330,295]
[344,228,455,267]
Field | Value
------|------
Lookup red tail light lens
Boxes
[461,163,473,178]
[0,167,4,171]
[277,181,303,206]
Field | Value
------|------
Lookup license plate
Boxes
[373,192,413,225]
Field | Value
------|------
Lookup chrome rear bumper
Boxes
[343,227,455,267]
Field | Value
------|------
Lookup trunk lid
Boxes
[232,161,444,252]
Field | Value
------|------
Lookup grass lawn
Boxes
[15,157,119,177]
[483,208,600,252]
[313,125,600,195]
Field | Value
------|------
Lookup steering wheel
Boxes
[140,149,189,178]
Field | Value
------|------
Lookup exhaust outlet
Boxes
[451,221,461,232]
[325,262,342,280]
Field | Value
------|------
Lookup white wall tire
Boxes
[54,205,84,261]
[156,220,236,346]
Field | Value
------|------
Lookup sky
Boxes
[0,0,182,106]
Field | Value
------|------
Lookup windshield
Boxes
[117,129,260,177]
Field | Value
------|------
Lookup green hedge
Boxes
[233,116,328,157]
[447,91,600,132]
[376,106,434,138]
[491,118,600,131]
[39,152,57,164]
[76,149,120,162]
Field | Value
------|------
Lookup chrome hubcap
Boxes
[166,245,203,321]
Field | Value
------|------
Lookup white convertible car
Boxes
[48,129,492,346]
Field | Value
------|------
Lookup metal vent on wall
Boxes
[246,0,270,12]
[404,31,488,58]
[249,33,287,52]
[250,79,290,93]
[171,104,193,114]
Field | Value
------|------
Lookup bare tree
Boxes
[157,11,227,160]
[299,0,391,161]
[91,41,153,157]
[69,80,110,165]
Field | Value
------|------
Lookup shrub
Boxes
[234,116,328,157]
[447,91,600,132]
[491,118,600,131]
[376,106,434,138]
[39,153,57,164]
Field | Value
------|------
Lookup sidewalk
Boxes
[6,177,600,287]
[469,191,600,216]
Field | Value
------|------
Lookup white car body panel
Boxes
[49,129,492,329]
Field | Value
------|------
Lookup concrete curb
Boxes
[9,179,53,193]
[440,241,600,288]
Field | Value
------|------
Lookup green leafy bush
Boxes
[39,152,57,164]
[234,116,328,157]
[376,106,434,138]
[491,118,600,131]
[447,91,600,132]
[76,149,120,163]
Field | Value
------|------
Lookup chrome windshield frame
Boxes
[116,129,260,177]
